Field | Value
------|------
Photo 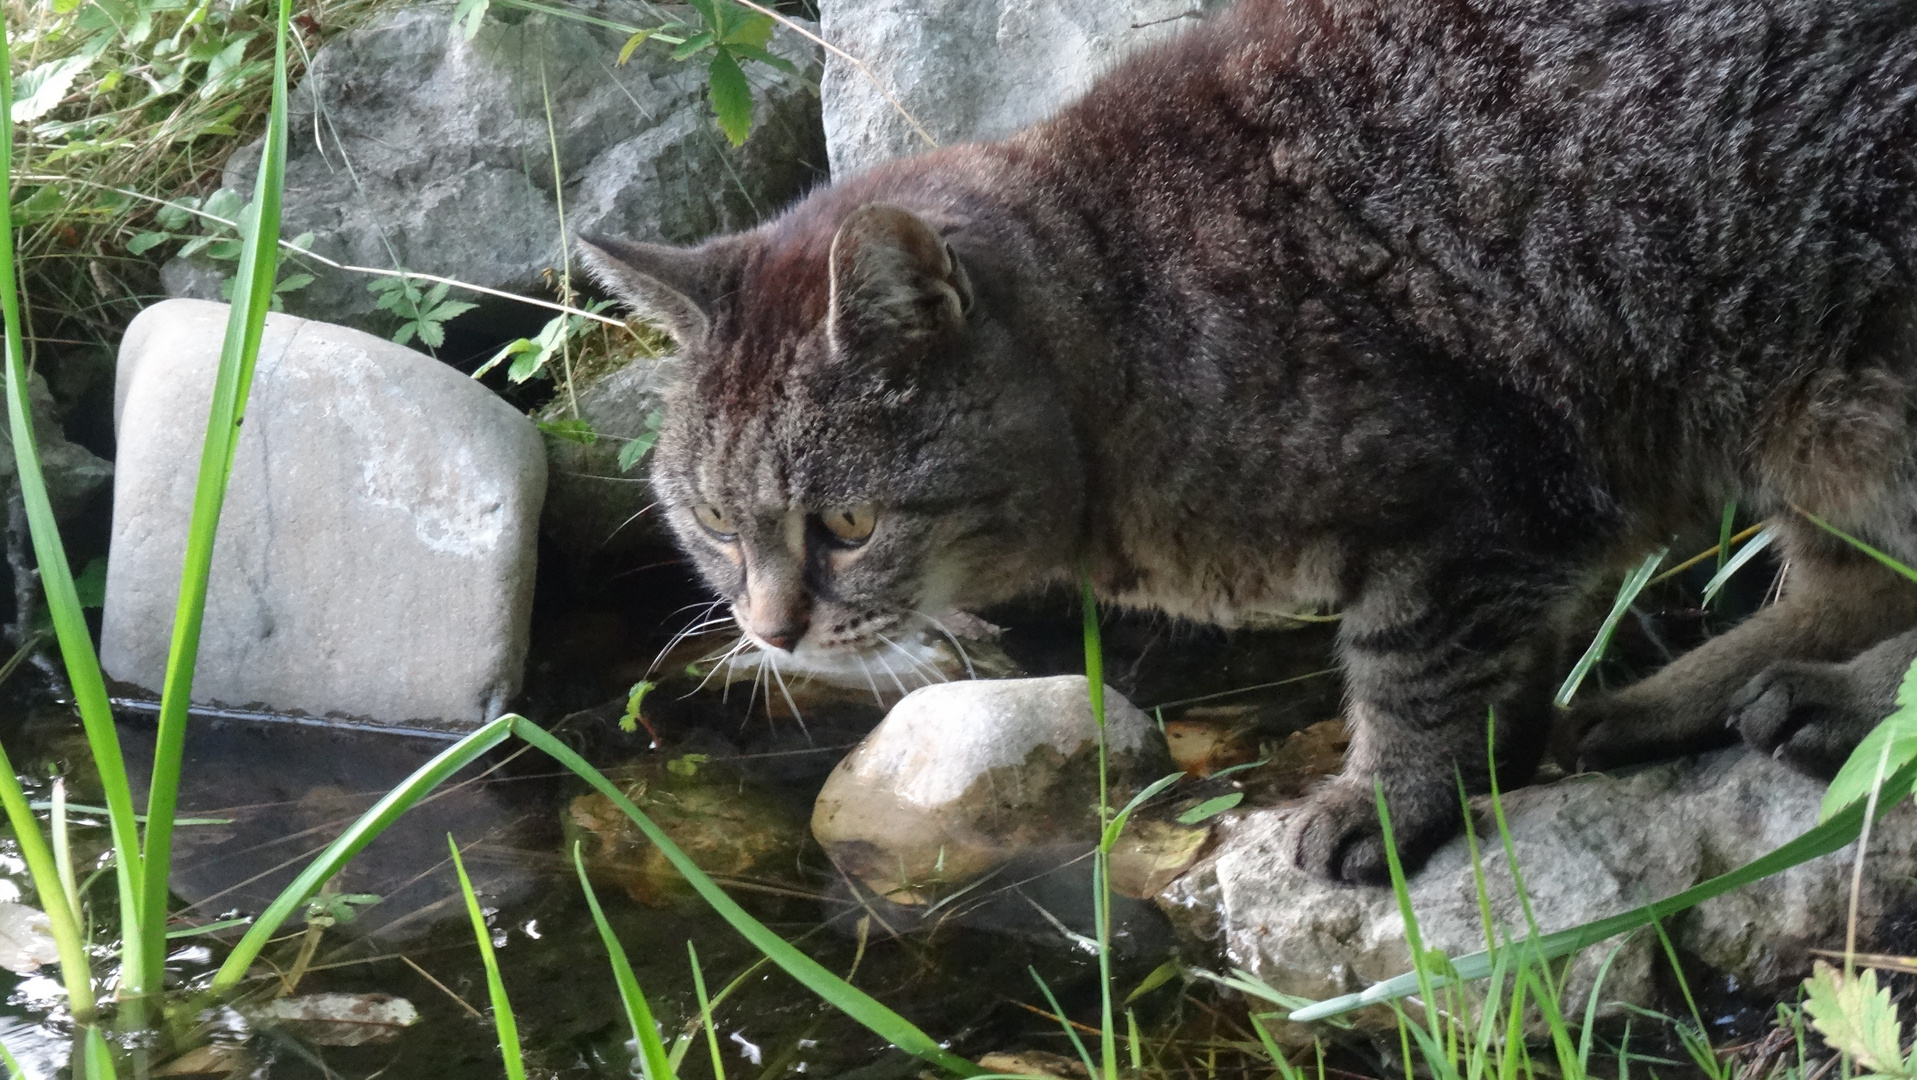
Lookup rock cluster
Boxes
[169,3,825,338]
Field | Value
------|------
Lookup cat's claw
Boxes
[1728,662,1871,780]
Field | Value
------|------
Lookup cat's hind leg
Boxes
[1562,521,1917,771]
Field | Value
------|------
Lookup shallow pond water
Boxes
[0,607,1348,1079]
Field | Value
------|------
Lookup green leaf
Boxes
[274,272,314,294]
[427,299,478,324]
[722,13,775,49]
[666,753,708,778]
[11,57,92,123]
[618,679,655,733]
[1701,525,1775,606]
[538,417,598,444]
[706,48,753,145]
[1175,791,1242,825]
[726,43,797,75]
[453,0,490,39]
[72,558,107,609]
[1803,962,1910,1077]
[506,344,545,383]
[1821,654,1917,822]
[415,319,446,349]
[618,409,665,472]
[617,29,656,65]
[472,338,533,380]
[392,322,419,347]
[127,231,171,256]
[671,31,717,61]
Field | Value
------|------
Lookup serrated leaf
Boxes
[618,680,655,733]
[707,48,753,146]
[1803,962,1910,1076]
[392,322,419,347]
[274,272,315,293]
[507,346,545,383]
[424,281,451,307]
[617,29,656,65]
[1821,655,1917,822]
[12,56,91,123]
[416,319,446,349]
[538,417,597,444]
[722,13,775,49]
[685,0,720,26]
[428,300,478,323]
[127,231,171,255]
[727,44,797,75]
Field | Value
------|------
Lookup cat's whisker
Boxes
[765,655,813,745]
[647,600,730,674]
[872,651,912,698]
[854,654,886,708]
[878,633,947,686]
[684,637,750,698]
[909,610,976,679]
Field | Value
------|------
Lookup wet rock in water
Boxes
[245,993,419,1047]
[821,0,1233,176]
[172,3,825,337]
[568,752,809,906]
[102,299,544,730]
[811,676,1184,904]
[1161,749,1917,1046]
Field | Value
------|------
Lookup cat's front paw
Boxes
[1288,778,1460,886]
[1729,661,1878,779]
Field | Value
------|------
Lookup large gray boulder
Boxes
[1162,750,1917,1046]
[174,3,825,337]
[821,0,1233,176]
[102,299,545,731]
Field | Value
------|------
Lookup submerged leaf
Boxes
[248,993,420,1046]
[0,902,61,974]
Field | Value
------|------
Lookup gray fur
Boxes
[584,0,1917,883]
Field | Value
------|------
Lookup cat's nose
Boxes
[750,611,809,652]
[740,579,810,652]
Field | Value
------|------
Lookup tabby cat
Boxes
[578,0,1917,884]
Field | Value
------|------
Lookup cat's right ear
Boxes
[575,234,729,347]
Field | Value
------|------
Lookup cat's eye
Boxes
[692,503,737,541]
[820,503,877,546]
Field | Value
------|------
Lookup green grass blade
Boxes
[1797,510,1917,584]
[1700,526,1775,607]
[141,0,295,991]
[1821,657,1917,821]
[1030,968,1097,1078]
[451,836,526,1080]
[572,842,675,1080]
[1287,753,1917,1022]
[688,943,726,1080]
[0,737,93,1015]
[0,1038,20,1080]
[209,716,515,991]
[0,15,148,1006]
[507,718,983,1077]
[1556,549,1666,707]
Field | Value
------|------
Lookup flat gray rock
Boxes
[102,299,545,731]
[173,3,824,336]
[1161,749,1917,1045]
[821,0,1232,176]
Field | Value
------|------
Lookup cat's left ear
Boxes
[828,204,973,355]
[575,233,737,348]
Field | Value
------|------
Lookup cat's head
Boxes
[577,202,1083,662]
